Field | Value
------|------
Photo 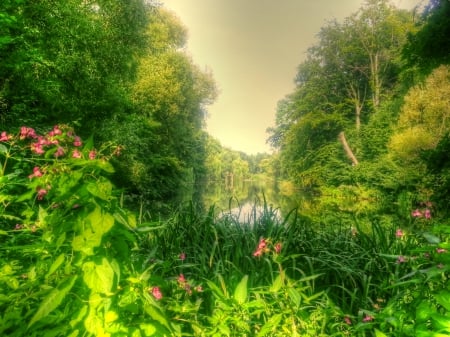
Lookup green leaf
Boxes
[435,291,450,311]
[270,271,285,293]
[28,275,77,328]
[257,313,282,337]
[423,232,441,244]
[144,304,171,332]
[0,144,7,154]
[82,258,114,295]
[374,329,388,337]
[233,275,248,305]
[86,177,112,201]
[45,254,65,279]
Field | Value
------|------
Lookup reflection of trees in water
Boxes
[200,178,304,219]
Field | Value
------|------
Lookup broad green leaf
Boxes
[139,323,156,335]
[270,271,285,293]
[431,312,450,331]
[0,144,7,154]
[82,258,114,295]
[287,287,301,307]
[233,274,248,305]
[105,311,118,323]
[423,232,441,244]
[435,291,450,311]
[86,177,112,201]
[144,304,171,332]
[46,254,65,279]
[87,206,114,234]
[28,275,77,328]
[257,313,282,337]
[374,329,388,337]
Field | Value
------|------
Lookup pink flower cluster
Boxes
[253,238,282,257]
[0,125,95,160]
[411,201,433,219]
[177,273,203,295]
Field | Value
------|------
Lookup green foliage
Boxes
[0,0,148,131]
[0,125,179,336]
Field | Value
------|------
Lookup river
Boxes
[199,177,305,222]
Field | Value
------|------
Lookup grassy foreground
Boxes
[1,126,449,336]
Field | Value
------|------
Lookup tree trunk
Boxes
[338,131,359,166]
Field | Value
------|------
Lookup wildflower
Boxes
[253,249,263,257]
[49,125,62,136]
[411,209,422,217]
[0,131,10,141]
[151,286,163,300]
[253,238,270,257]
[195,285,203,292]
[424,208,431,219]
[30,142,45,154]
[344,316,352,325]
[436,248,447,254]
[15,224,23,230]
[20,126,37,139]
[437,263,444,269]
[73,136,82,147]
[274,242,282,254]
[258,238,267,250]
[362,315,374,322]
[54,146,65,158]
[179,252,186,261]
[72,149,82,158]
[178,274,186,284]
[36,188,48,200]
[28,166,43,178]
[395,229,404,238]
[89,150,96,160]
[396,256,407,264]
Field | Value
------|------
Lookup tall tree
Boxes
[0,0,148,133]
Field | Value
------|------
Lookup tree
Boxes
[403,0,450,73]
[0,0,148,133]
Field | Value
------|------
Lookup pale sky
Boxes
[162,0,423,154]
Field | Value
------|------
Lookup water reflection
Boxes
[201,177,301,221]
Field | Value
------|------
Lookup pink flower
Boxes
[52,125,62,135]
[258,238,267,250]
[151,286,163,300]
[36,188,48,200]
[395,229,404,238]
[89,150,96,160]
[412,209,422,217]
[179,252,186,261]
[54,146,65,158]
[28,166,43,178]
[344,316,352,325]
[274,242,282,254]
[195,285,203,292]
[436,248,447,254]
[30,142,45,154]
[73,136,82,147]
[72,149,82,158]
[20,126,37,139]
[396,256,407,264]
[424,209,431,219]
[178,274,186,284]
[362,315,374,322]
[0,131,10,141]
[253,249,263,257]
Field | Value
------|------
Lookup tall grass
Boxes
[133,198,444,335]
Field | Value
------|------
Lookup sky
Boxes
[161,0,423,154]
